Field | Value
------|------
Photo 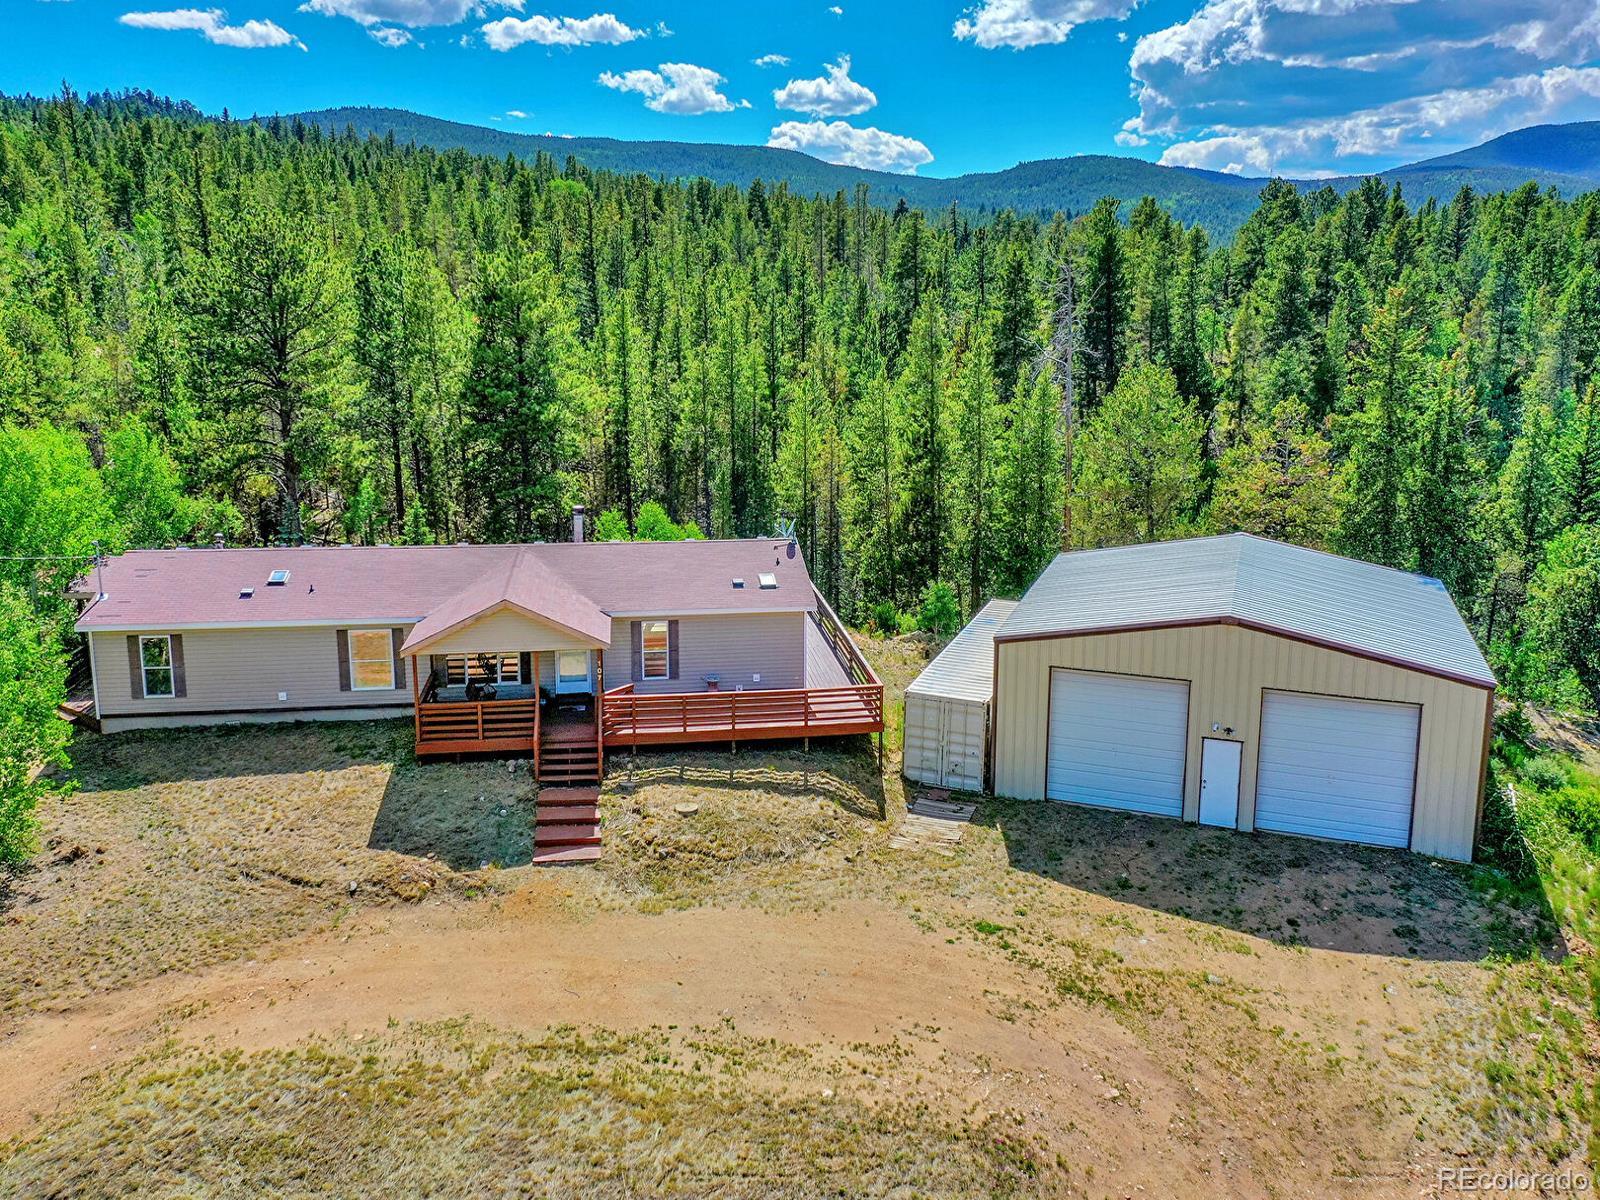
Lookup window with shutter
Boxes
[348,629,396,690]
[640,620,670,679]
[139,635,175,698]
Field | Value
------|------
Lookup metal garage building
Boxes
[986,534,1496,862]
[904,600,1016,790]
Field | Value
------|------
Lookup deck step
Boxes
[531,843,602,865]
[540,785,600,803]
[539,773,601,786]
[536,826,601,848]
[537,804,600,824]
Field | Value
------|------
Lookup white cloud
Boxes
[119,7,305,48]
[1157,65,1600,175]
[953,0,1138,50]
[767,118,934,173]
[505,108,528,118]
[367,24,411,44]
[299,0,515,27]
[1123,0,1600,175]
[753,52,789,67]
[773,56,877,116]
[482,11,644,50]
[828,4,842,13]
[599,62,736,114]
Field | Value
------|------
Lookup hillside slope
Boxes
[289,105,1600,237]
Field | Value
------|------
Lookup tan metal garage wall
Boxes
[992,623,1491,862]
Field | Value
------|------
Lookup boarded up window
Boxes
[348,629,396,690]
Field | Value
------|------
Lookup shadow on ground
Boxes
[64,718,417,789]
[369,756,539,871]
[608,736,888,821]
[971,795,1564,964]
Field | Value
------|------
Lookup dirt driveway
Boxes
[0,720,1588,1198]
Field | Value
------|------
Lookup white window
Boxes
[140,635,174,698]
[640,620,669,679]
[348,629,395,690]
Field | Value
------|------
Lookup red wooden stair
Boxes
[532,785,602,864]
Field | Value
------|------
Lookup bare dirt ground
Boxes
[0,654,1592,1198]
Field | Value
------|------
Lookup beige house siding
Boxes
[992,623,1491,862]
[93,626,413,719]
[602,612,807,694]
[415,607,603,656]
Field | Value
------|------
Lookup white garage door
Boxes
[1047,670,1189,817]
[1256,692,1419,848]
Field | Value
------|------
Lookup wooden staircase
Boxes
[537,738,601,785]
[532,786,602,865]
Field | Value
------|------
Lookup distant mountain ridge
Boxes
[286,106,1600,238]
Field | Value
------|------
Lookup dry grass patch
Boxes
[1,720,530,1018]
[0,1020,1060,1200]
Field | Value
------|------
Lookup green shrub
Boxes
[917,582,961,640]
[1522,755,1570,794]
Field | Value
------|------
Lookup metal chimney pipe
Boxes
[572,505,586,544]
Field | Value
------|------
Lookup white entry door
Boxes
[1198,738,1242,827]
[554,650,592,694]
[1046,669,1189,817]
[1256,691,1419,848]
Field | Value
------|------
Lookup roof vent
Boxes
[266,569,290,586]
[758,573,778,589]
[240,587,255,599]
[731,577,745,589]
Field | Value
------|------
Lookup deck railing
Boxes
[601,682,883,746]
[811,587,881,687]
[415,673,539,753]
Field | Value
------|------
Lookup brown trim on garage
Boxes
[1043,664,1192,818]
[1471,691,1495,860]
[986,638,1001,795]
[1254,687,1423,853]
[995,615,1496,693]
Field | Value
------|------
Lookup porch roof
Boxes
[400,549,612,655]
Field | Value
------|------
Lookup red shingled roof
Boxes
[74,539,815,633]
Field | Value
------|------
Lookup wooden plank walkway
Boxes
[888,791,977,855]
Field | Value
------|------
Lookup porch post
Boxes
[532,652,542,781]
[595,652,605,778]
[410,654,421,756]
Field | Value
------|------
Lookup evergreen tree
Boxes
[1335,285,1424,568]
[460,253,574,541]
[1210,399,1339,547]
[1070,363,1202,546]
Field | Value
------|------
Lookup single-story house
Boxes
[907,534,1495,862]
[71,515,883,786]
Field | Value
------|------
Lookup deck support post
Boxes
[532,652,542,782]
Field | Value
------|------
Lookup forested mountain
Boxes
[5,86,1600,745]
[292,105,1600,237]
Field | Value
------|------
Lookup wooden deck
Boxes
[412,588,883,762]
[600,682,884,746]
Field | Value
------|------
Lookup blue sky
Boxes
[8,0,1600,178]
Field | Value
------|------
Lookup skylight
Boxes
[267,569,291,586]
[731,577,745,589]
[758,573,778,589]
